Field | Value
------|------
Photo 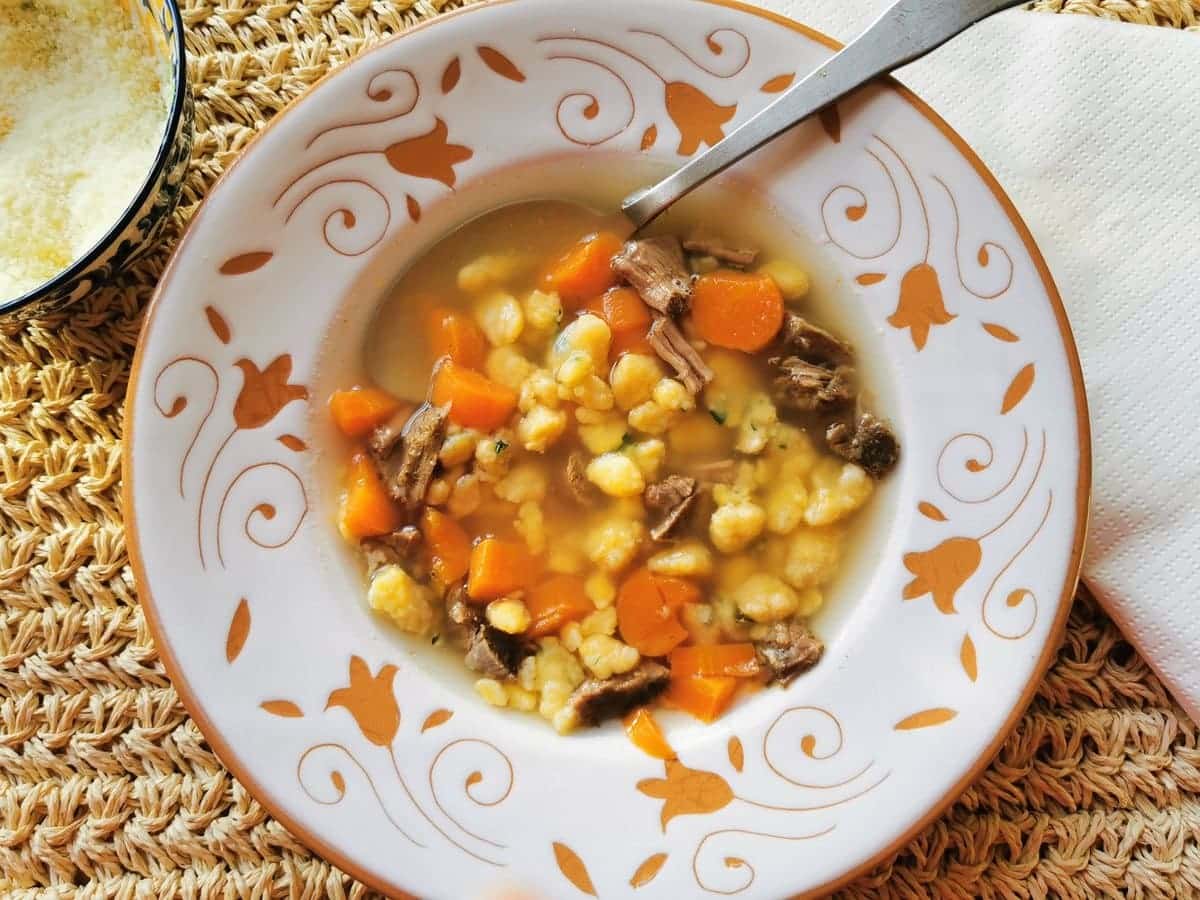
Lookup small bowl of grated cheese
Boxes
[0,0,190,321]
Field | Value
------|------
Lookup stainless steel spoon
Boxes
[622,0,1027,230]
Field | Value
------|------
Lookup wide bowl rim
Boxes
[0,0,189,317]
[122,1,1092,896]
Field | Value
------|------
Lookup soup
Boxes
[326,199,899,737]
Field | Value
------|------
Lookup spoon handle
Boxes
[622,0,1027,230]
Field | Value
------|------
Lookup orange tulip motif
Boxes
[385,117,474,187]
[888,263,956,350]
[326,655,401,747]
[664,82,736,155]
[233,355,308,431]
[637,759,733,831]
[901,536,982,615]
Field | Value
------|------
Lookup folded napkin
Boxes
[757,1,1200,720]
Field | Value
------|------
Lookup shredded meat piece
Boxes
[565,452,597,505]
[370,402,449,516]
[770,357,854,413]
[361,526,422,576]
[686,459,738,485]
[645,475,698,541]
[754,622,824,685]
[568,662,671,726]
[777,313,852,365]
[366,406,413,459]
[611,237,693,316]
[682,236,759,268]
[446,588,532,678]
[826,413,900,479]
[647,316,714,394]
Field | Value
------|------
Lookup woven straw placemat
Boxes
[1,1,1197,897]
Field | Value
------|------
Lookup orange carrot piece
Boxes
[421,508,472,585]
[669,644,760,678]
[665,675,739,723]
[426,307,487,370]
[584,286,652,357]
[623,707,676,760]
[328,386,401,439]
[544,231,624,308]
[598,286,652,333]
[468,538,539,601]
[431,361,518,431]
[691,269,785,352]
[338,453,401,540]
[525,574,595,638]
[616,568,697,658]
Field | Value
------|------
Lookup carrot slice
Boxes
[665,675,739,723]
[421,508,472,585]
[338,453,401,540]
[616,567,697,658]
[427,307,487,370]
[468,538,540,601]
[623,707,676,760]
[525,574,595,637]
[670,644,760,678]
[691,269,785,352]
[328,386,401,439]
[544,231,624,308]
[431,360,518,431]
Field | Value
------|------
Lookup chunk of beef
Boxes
[568,662,671,726]
[361,526,422,576]
[446,588,533,678]
[770,357,854,413]
[565,452,597,505]
[645,475,698,541]
[777,313,852,366]
[370,402,449,516]
[682,236,759,268]
[754,623,824,685]
[446,587,532,678]
[686,459,738,485]
[367,405,414,458]
[826,413,900,479]
[612,237,692,317]
[648,316,714,394]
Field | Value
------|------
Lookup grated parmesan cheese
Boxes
[0,0,170,301]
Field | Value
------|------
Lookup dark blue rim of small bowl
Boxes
[0,0,189,319]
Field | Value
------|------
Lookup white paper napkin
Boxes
[753,1,1200,720]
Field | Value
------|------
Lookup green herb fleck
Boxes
[431,634,440,646]
[494,439,509,454]
[620,432,635,449]
[709,409,727,425]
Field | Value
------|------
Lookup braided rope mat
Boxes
[1,1,1196,897]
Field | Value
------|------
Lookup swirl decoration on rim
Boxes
[821,147,903,262]
[304,68,421,150]
[536,30,743,155]
[932,175,1014,300]
[298,742,426,848]
[259,65,475,262]
[307,658,516,866]
[215,461,308,568]
[153,356,218,499]
[635,705,887,895]
[628,27,751,77]
[153,312,309,571]
[904,426,1051,684]
[822,134,1017,351]
[429,739,515,851]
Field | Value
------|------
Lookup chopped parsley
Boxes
[709,409,727,425]
[494,439,509,454]
[431,634,440,646]
[619,432,635,449]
